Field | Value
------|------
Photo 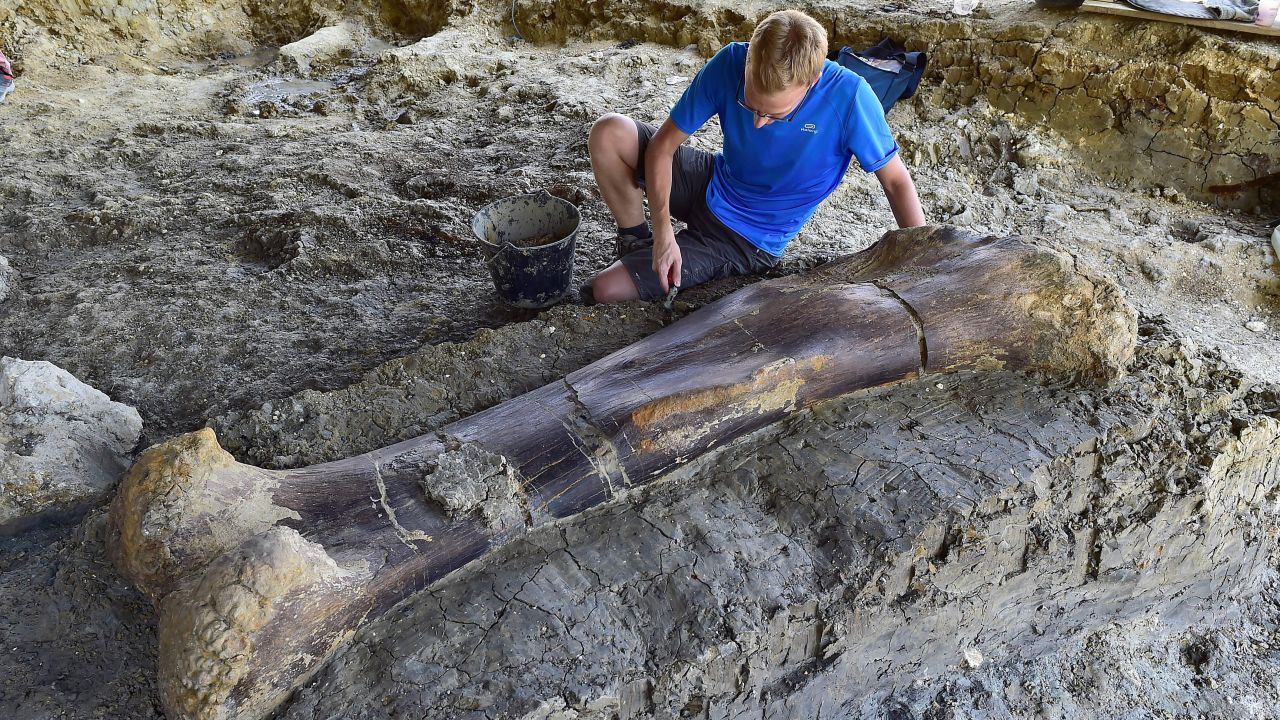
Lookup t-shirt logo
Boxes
[801,122,818,134]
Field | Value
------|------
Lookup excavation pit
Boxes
[0,0,1277,718]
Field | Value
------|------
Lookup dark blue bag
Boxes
[831,38,927,112]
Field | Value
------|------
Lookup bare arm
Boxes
[874,155,926,228]
[645,118,692,293]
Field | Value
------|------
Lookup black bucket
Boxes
[472,190,580,309]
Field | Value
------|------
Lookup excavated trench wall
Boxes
[516,0,1280,212]
[4,0,1275,209]
[0,0,467,71]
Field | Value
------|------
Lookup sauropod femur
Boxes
[107,226,1137,720]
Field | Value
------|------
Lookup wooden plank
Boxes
[1081,0,1280,37]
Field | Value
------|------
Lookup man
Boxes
[584,9,925,305]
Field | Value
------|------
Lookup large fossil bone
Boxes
[107,226,1136,720]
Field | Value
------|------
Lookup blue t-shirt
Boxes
[669,42,899,256]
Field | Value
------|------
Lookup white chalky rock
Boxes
[278,23,360,76]
[0,256,14,301]
[0,357,142,528]
[1246,320,1266,333]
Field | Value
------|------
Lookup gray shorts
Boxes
[621,119,780,301]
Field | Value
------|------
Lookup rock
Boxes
[0,256,14,301]
[1012,172,1039,197]
[962,648,985,669]
[277,23,361,76]
[1245,320,1266,333]
[0,357,142,530]
[368,29,479,102]
[1139,258,1169,284]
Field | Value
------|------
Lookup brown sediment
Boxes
[508,233,564,247]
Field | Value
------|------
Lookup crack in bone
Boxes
[559,379,631,490]
[874,281,930,376]
[368,454,434,548]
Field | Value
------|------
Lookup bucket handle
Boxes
[483,241,519,266]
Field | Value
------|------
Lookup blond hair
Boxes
[745,10,828,94]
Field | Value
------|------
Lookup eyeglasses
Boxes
[736,75,815,123]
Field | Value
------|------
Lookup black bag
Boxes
[830,38,927,112]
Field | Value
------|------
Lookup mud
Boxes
[1,0,1279,716]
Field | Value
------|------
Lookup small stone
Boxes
[1012,173,1038,197]
[935,382,946,390]
[1245,320,1266,333]
[962,648,984,669]
[1139,259,1168,284]
[497,106,514,120]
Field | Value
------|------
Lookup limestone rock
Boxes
[0,256,13,302]
[277,23,361,76]
[0,357,142,529]
[367,28,483,102]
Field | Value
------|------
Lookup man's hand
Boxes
[644,119,692,294]
[651,222,682,293]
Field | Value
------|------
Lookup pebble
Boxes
[962,648,984,669]
[1245,320,1265,333]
